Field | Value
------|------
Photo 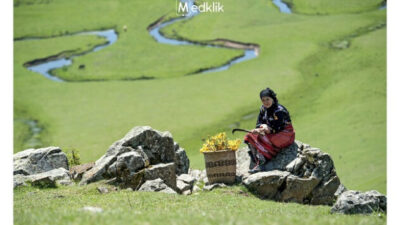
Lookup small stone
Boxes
[331,40,350,49]
[31,176,56,188]
[177,180,191,193]
[192,185,201,193]
[183,190,192,195]
[97,186,109,194]
[57,179,74,186]
[138,178,177,194]
[203,183,226,191]
[177,174,195,185]
[81,206,103,213]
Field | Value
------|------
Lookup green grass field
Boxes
[14,0,386,224]
[14,184,386,225]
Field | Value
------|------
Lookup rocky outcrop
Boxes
[79,126,190,192]
[13,147,71,188]
[331,190,387,214]
[239,140,343,205]
[13,146,69,175]
[80,126,173,185]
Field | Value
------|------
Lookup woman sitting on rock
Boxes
[244,87,295,173]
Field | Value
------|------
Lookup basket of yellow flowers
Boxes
[200,132,241,184]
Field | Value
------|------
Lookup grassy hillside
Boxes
[14,0,386,224]
[282,0,384,14]
[14,0,386,191]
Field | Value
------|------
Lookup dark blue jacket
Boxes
[256,103,292,133]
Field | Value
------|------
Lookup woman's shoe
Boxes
[249,163,262,174]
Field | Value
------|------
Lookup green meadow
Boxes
[14,0,386,224]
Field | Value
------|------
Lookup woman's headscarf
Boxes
[259,87,278,104]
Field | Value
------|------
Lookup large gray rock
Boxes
[80,126,188,189]
[138,178,177,194]
[331,190,387,214]
[13,146,69,175]
[238,140,343,205]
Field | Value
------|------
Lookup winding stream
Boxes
[26,29,118,82]
[273,0,292,13]
[148,0,259,74]
[22,0,293,81]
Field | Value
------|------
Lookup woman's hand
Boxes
[251,127,269,135]
[259,124,271,134]
[251,128,263,135]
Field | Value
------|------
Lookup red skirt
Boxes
[244,124,295,160]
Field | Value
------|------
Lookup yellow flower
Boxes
[199,132,242,153]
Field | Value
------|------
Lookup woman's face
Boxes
[261,96,274,108]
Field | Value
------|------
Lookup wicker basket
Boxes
[203,150,236,184]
